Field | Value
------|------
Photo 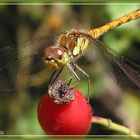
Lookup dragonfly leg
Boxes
[49,66,64,85]
[72,63,90,102]
[67,63,82,86]
[67,63,80,81]
[64,76,80,88]
[64,76,74,85]
[67,63,90,102]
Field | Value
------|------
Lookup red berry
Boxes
[37,88,92,135]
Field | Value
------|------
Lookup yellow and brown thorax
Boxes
[44,31,90,69]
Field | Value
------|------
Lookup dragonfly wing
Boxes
[91,38,140,89]
[0,33,58,92]
[0,32,57,70]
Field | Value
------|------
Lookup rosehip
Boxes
[37,80,92,135]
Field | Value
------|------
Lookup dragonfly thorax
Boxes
[44,46,69,69]
[57,33,77,53]
[58,32,90,57]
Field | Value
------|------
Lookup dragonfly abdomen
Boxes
[87,8,140,38]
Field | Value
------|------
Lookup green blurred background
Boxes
[0,4,140,136]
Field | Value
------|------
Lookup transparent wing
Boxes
[91,38,140,89]
[0,32,59,92]
[0,33,58,71]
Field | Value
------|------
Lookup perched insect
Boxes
[0,8,140,101]
[43,8,140,100]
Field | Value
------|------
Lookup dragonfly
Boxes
[0,8,140,101]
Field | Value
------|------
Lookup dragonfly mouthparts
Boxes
[44,56,54,61]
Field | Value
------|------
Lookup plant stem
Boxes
[92,116,138,137]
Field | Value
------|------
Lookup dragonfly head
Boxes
[44,46,68,69]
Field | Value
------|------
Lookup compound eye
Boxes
[44,46,54,59]
[52,48,64,60]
